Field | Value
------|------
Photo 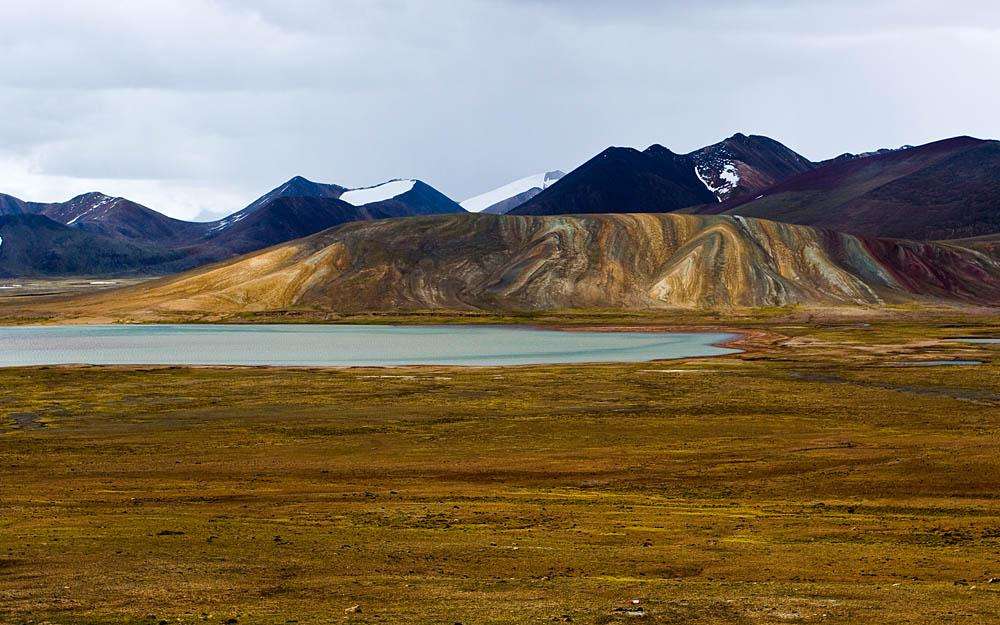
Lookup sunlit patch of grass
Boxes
[2,317,1000,623]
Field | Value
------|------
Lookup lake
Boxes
[0,324,739,367]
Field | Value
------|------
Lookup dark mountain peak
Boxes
[643,143,677,156]
[716,133,791,151]
[920,135,986,152]
[509,142,716,216]
[338,179,463,215]
[593,146,642,160]
[71,191,115,201]
[49,193,123,223]
[25,191,203,245]
[0,192,29,216]
[686,133,815,204]
[233,176,347,221]
[61,192,123,215]
[275,175,346,197]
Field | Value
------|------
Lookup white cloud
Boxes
[0,0,997,218]
[0,153,247,221]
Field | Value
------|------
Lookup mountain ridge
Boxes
[714,136,1000,239]
[508,146,717,215]
[56,213,1000,316]
[509,134,815,216]
[0,176,465,277]
[3,132,998,279]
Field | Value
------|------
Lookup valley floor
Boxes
[2,316,1000,624]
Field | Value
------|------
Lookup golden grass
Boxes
[2,318,1000,624]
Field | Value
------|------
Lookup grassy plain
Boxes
[2,315,1000,624]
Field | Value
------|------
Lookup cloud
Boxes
[0,0,997,218]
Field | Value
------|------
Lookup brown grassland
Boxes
[2,311,1000,624]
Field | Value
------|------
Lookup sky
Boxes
[1,0,998,221]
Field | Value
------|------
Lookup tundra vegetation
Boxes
[2,311,1000,624]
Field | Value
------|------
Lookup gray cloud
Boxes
[0,0,997,220]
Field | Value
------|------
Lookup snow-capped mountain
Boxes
[509,146,717,216]
[688,133,815,203]
[208,177,462,235]
[461,171,565,214]
[207,176,346,233]
[0,175,464,276]
[42,192,120,225]
[200,176,463,258]
[0,191,205,243]
[510,135,815,216]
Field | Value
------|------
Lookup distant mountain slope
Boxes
[689,133,815,205]
[201,177,463,257]
[70,214,1000,315]
[509,146,716,215]
[720,136,1000,239]
[0,176,465,277]
[340,179,465,215]
[461,171,565,214]
[198,196,434,259]
[0,192,208,243]
[509,135,813,216]
[0,193,30,216]
[818,144,915,167]
[0,215,184,278]
[34,193,207,243]
[206,176,347,232]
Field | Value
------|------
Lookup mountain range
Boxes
[54,213,1000,318]
[0,176,463,277]
[2,132,999,314]
[508,133,816,216]
[706,136,1000,240]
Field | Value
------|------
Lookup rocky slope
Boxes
[689,133,815,202]
[75,213,1000,315]
[717,137,1000,240]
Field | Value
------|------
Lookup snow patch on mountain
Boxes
[208,211,250,232]
[67,194,118,225]
[340,180,416,206]
[695,162,741,201]
[461,171,564,213]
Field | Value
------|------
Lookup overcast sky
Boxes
[1,0,998,220]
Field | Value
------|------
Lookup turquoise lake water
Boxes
[0,324,739,367]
